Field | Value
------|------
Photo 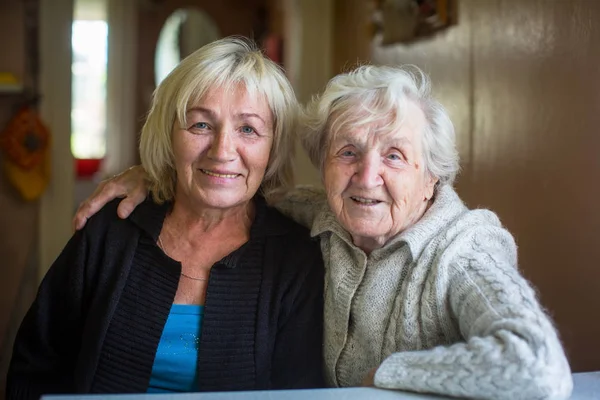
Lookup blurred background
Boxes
[1,0,599,396]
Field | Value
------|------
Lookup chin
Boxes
[352,231,386,241]
[343,221,387,241]
[195,192,249,210]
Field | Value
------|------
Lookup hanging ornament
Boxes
[0,106,51,201]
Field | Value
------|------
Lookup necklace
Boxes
[157,235,208,282]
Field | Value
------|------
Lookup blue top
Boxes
[147,304,204,393]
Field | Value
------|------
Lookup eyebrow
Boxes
[239,113,267,124]
[187,107,267,125]
[187,107,214,117]
[333,133,413,148]
[387,137,413,148]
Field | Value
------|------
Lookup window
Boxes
[71,0,108,164]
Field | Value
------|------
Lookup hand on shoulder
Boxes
[72,165,149,231]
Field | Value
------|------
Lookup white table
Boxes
[43,371,600,400]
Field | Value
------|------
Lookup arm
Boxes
[373,226,573,400]
[6,230,90,400]
[272,185,327,229]
[271,239,325,389]
[72,165,148,230]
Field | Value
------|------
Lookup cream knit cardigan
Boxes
[276,184,572,400]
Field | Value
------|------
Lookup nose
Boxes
[352,154,383,188]
[207,129,236,162]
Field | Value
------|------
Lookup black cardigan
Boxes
[7,196,325,399]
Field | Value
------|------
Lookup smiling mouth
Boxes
[200,169,239,179]
[350,196,381,205]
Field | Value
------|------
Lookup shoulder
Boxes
[262,204,323,271]
[427,207,519,287]
[271,185,329,229]
[83,197,164,244]
[427,185,515,254]
[412,188,519,277]
[280,186,327,214]
[261,206,324,298]
[68,199,142,271]
[71,198,164,288]
[449,208,516,255]
[48,199,139,290]
[81,198,131,237]
[282,185,327,204]
[263,204,316,244]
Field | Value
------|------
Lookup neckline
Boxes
[171,304,205,315]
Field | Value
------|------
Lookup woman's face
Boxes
[323,101,438,252]
[172,85,273,212]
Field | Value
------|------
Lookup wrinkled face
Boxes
[323,101,438,252]
[172,85,273,212]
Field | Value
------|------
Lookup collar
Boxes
[128,194,281,268]
[311,203,355,246]
[310,185,466,260]
[389,185,466,259]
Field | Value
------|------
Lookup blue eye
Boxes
[387,153,402,161]
[241,126,256,135]
[191,122,209,130]
[341,150,355,157]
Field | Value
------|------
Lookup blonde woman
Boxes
[7,38,324,398]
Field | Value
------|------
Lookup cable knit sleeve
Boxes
[374,220,573,400]
[273,185,326,229]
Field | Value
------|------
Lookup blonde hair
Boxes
[301,64,460,188]
[139,37,298,204]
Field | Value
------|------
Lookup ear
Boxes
[423,174,438,201]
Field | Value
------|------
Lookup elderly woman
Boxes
[73,64,573,399]
[7,38,325,399]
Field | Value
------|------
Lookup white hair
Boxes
[139,37,298,203]
[301,64,460,188]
